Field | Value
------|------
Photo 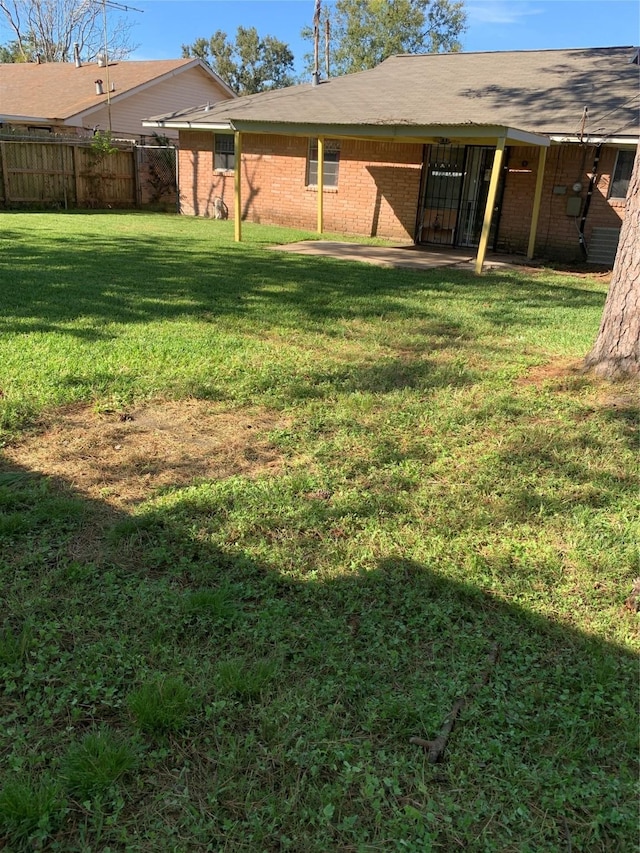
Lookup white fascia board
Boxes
[142,119,233,131]
[505,127,550,147]
[549,134,639,146]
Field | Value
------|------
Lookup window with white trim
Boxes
[609,149,634,199]
[306,138,340,187]
[214,134,235,171]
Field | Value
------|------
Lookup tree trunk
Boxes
[584,144,639,378]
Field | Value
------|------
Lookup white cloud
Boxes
[468,1,544,25]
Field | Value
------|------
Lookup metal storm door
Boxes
[457,146,501,248]
[420,144,465,246]
[420,145,505,249]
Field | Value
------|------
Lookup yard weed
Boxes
[60,726,138,799]
[127,676,196,734]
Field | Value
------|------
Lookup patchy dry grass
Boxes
[4,401,287,507]
[0,213,637,852]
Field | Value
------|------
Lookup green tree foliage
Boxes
[303,0,467,77]
[182,26,295,95]
[0,37,33,61]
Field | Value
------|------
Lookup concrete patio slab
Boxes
[270,240,524,271]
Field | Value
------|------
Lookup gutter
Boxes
[549,135,639,146]
[143,120,234,131]
[1,114,56,124]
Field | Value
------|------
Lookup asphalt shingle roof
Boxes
[0,59,210,120]
[148,47,640,138]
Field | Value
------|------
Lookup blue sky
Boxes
[127,0,639,69]
[1,1,638,70]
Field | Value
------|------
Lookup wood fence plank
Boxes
[0,143,10,202]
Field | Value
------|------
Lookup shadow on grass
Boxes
[0,218,605,341]
[0,453,636,852]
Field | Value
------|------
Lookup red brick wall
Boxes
[498,144,624,260]
[178,131,423,239]
[178,132,626,259]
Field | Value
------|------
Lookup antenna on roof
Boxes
[325,16,330,78]
[88,0,143,133]
[94,0,144,12]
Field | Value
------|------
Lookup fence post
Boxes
[133,146,141,206]
[0,142,10,203]
[72,145,81,207]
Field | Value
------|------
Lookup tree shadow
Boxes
[0,445,636,850]
[0,216,605,340]
[458,48,639,136]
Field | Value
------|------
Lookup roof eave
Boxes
[143,118,234,131]
[549,134,639,145]
[144,117,551,147]
[0,114,57,124]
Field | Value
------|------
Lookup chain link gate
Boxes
[136,144,178,209]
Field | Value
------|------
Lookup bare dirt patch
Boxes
[4,400,289,508]
[517,360,638,429]
[517,358,586,388]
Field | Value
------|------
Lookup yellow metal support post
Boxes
[475,138,506,275]
[234,130,242,242]
[527,145,547,259]
[317,136,324,234]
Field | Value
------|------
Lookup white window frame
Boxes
[306,138,341,188]
[609,149,634,199]
[214,134,235,172]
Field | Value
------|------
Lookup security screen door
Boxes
[421,145,502,248]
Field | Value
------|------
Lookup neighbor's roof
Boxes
[0,58,235,123]
[146,47,640,141]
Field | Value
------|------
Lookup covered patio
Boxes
[216,123,549,275]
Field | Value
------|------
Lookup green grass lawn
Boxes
[0,212,637,852]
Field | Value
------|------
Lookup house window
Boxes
[307,138,340,187]
[214,135,235,171]
[609,149,634,199]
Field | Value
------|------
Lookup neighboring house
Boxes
[0,58,235,141]
[144,46,639,266]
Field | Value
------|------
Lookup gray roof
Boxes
[146,47,639,141]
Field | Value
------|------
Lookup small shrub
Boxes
[127,676,194,733]
[61,727,137,798]
[0,777,65,850]
[217,658,279,700]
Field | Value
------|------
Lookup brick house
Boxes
[0,58,234,141]
[145,47,639,267]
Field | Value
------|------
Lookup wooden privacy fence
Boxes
[0,137,177,209]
